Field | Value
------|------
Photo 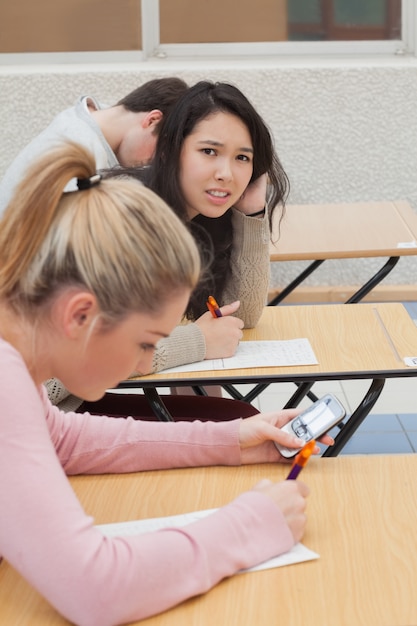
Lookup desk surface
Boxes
[270,200,417,261]
[125,303,417,387]
[1,455,417,626]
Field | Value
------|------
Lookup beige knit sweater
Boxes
[46,208,271,411]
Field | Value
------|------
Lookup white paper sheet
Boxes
[97,507,319,573]
[160,339,318,374]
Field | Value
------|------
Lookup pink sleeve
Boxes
[0,340,294,626]
[43,389,242,473]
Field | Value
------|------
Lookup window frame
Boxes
[0,0,415,65]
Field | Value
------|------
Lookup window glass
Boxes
[289,0,401,41]
[334,0,387,26]
[0,0,404,55]
[0,0,142,53]
[160,0,401,45]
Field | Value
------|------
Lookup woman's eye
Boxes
[237,154,251,162]
[140,343,155,353]
[202,148,216,156]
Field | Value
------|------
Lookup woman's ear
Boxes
[61,292,98,339]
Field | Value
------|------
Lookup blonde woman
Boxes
[0,142,315,626]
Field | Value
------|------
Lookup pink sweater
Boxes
[0,337,293,626]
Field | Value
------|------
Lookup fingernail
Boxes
[293,437,305,446]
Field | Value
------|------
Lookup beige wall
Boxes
[0,0,287,53]
[160,0,287,43]
[0,0,142,53]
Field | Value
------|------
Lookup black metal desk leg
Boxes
[143,387,174,422]
[346,257,399,303]
[191,386,208,396]
[268,260,325,306]
[283,382,316,409]
[221,384,245,401]
[322,378,386,457]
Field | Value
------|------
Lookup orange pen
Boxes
[206,295,222,318]
[286,440,316,480]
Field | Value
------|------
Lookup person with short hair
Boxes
[0,76,188,215]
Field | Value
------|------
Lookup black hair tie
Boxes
[77,174,102,190]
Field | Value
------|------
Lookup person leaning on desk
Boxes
[45,79,289,415]
[0,142,333,626]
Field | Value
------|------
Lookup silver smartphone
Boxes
[275,393,346,458]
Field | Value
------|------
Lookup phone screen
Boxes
[304,402,333,430]
[276,394,345,458]
[291,399,335,439]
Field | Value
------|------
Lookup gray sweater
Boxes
[0,95,118,216]
[47,208,271,412]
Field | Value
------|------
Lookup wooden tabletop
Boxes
[1,455,417,626]
[270,200,417,261]
[125,303,417,386]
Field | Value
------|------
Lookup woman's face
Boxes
[60,289,190,402]
[179,111,254,220]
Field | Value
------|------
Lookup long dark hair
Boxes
[106,81,289,319]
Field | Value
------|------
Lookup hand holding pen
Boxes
[194,297,243,359]
[251,440,312,543]
[251,471,310,544]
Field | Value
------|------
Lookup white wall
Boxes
[1,55,417,289]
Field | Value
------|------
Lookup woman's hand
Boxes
[239,410,334,464]
[252,479,310,543]
[195,301,244,359]
[234,174,267,216]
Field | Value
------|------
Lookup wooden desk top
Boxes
[127,303,417,386]
[270,200,417,261]
[1,455,417,626]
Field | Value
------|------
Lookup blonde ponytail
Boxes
[0,141,200,322]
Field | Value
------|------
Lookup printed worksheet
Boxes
[98,508,319,572]
[161,339,318,374]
